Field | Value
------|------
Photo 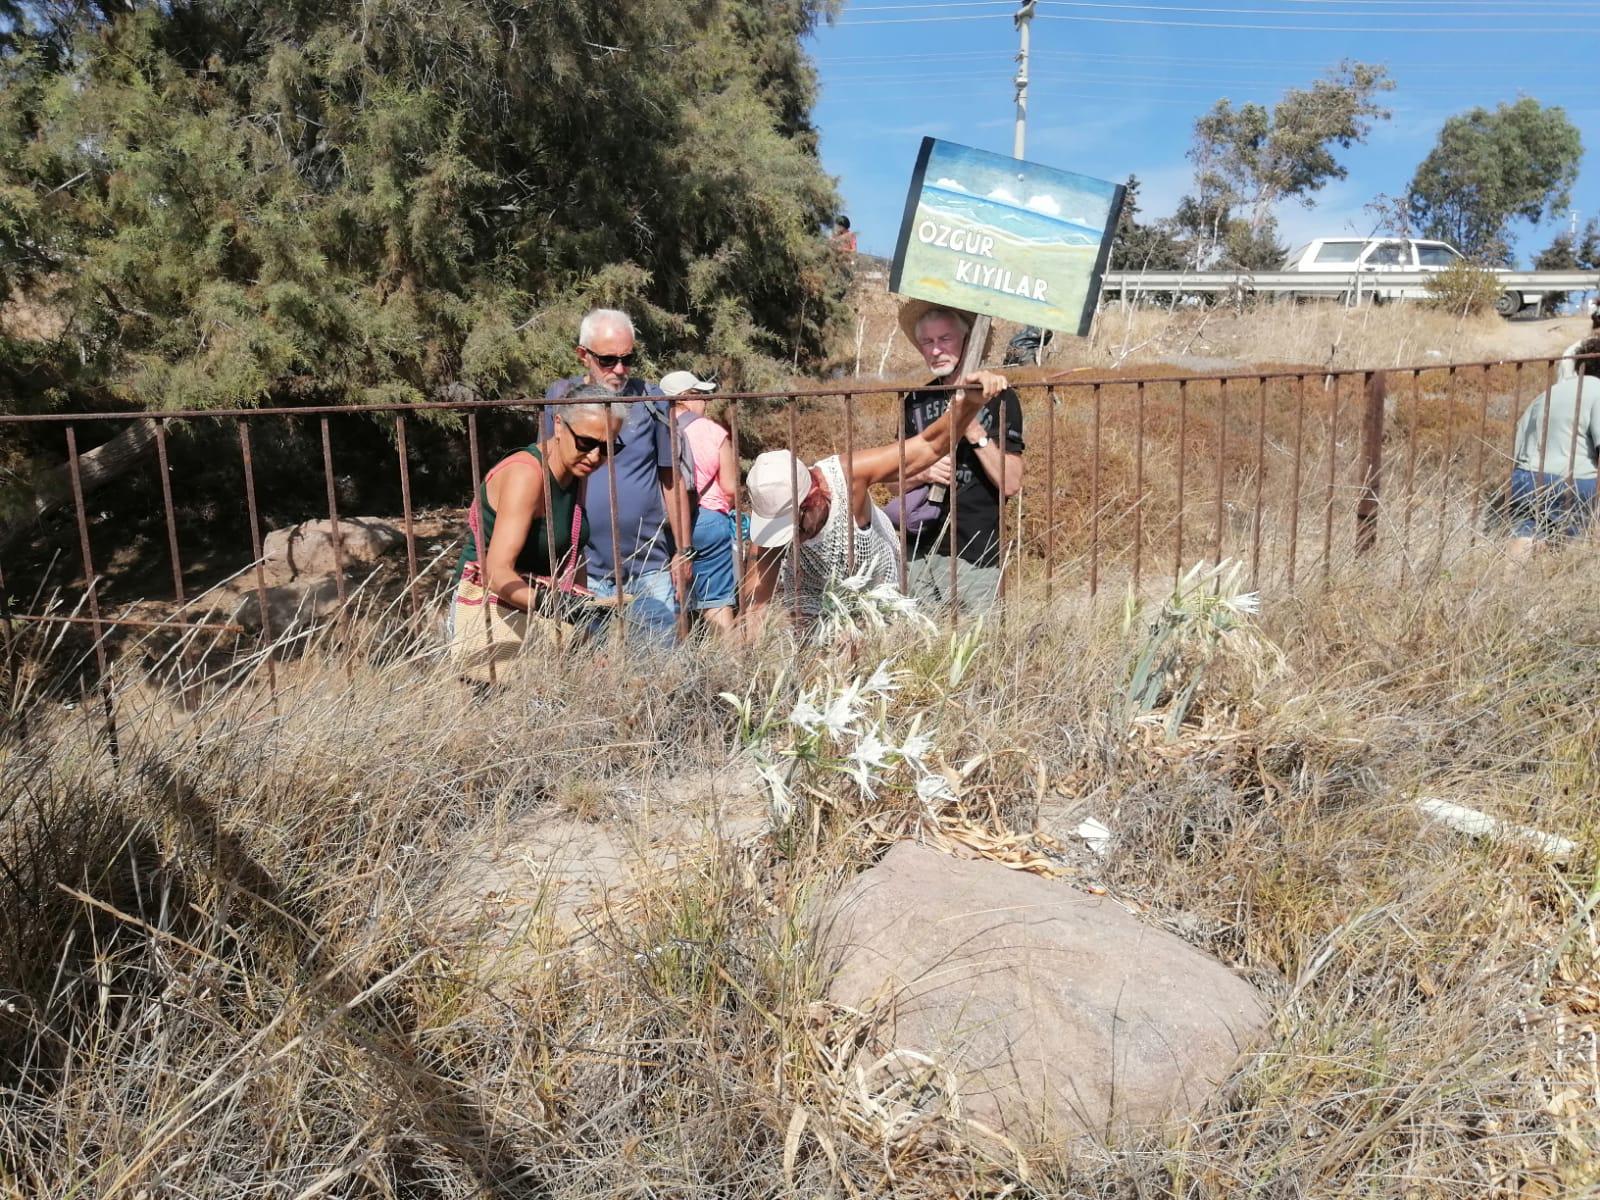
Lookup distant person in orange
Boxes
[831,215,857,256]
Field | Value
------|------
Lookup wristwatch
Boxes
[974,434,990,448]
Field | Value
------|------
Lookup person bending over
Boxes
[739,368,1006,632]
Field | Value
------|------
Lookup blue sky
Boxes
[807,0,1600,266]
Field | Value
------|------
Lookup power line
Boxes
[1032,12,1600,30]
[836,13,1598,29]
[844,1,1014,8]
[817,48,1595,71]
[1042,1,1599,16]
[824,68,1600,89]
[834,14,1003,24]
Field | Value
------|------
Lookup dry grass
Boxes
[835,272,1589,381]
[0,509,1597,1196]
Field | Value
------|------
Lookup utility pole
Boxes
[1013,0,1036,159]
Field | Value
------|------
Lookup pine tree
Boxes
[0,0,848,532]
[0,0,848,421]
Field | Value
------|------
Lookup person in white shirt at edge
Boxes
[1557,303,1600,381]
[737,366,1006,634]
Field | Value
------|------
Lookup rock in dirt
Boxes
[430,763,768,940]
[231,576,344,633]
[817,842,1269,1147]
[263,518,403,579]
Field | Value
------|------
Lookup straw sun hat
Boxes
[895,298,994,361]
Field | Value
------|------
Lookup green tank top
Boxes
[455,444,588,582]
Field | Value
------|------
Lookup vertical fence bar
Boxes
[66,427,118,759]
[946,386,960,626]
[1507,361,1524,521]
[1470,364,1490,543]
[1565,370,1584,490]
[1089,383,1102,598]
[787,398,801,626]
[1175,379,1188,581]
[1402,369,1421,565]
[996,390,1009,614]
[1536,360,1555,478]
[1356,371,1385,556]
[153,419,186,606]
[1213,378,1228,565]
[1250,376,1267,588]
[667,402,690,642]
[1436,367,1458,559]
[1045,387,1057,602]
[0,546,18,733]
[466,411,496,686]
[844,393,857,576]
[1133,381,1146,594]
[1322,373,1339,582]
[1287,374,1306,587]
[729,399,745,598]
[319,416,351,677]
[319,417,350,612]
[605,404,626,657]
[236,420,277,695]
[394,415,420,624]
[64,425,110,678]
[540,402,560,606]
[896,410,910,595]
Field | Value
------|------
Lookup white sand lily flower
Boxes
[915,773,957,807]
[1223,590,1261,616]
[787,694,824,733]
[899,728,934,767]
[844,729,895,795]
[863,662,900,697]
[820,680,864,740]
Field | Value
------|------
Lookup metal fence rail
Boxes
[0,351,1591,712]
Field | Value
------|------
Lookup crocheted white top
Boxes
[776,455,902,617]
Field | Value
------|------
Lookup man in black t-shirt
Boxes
[894,302,1024,613]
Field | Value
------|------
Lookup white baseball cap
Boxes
[746,450,816,549]
[659,370,716,397]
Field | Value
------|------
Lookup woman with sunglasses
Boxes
[450,386,625,666]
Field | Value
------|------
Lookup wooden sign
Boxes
[890,137,1125,337]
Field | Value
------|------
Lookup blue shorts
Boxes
[1509,468,1598,540]
[690,508,736,610]
[586,567,679,649]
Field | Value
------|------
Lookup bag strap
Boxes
[556,500,582,591]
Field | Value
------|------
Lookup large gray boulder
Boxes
[262,517,403,580]
[818,842,1269,1148]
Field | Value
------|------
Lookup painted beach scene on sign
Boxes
[890,138,1124,336]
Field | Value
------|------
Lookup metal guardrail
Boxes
[0,352,1591,735]
[1101,268,1600,297]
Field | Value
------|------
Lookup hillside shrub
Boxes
[1424,260,1503,315]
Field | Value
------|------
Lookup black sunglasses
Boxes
[562,418,619,457]
[580,347,636,370]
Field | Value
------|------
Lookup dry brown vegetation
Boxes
[1,499,1598,1195]
[836,276,1589,381]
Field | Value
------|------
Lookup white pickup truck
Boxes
[1281,237,1547,316]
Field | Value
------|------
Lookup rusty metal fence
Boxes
[0,352,1590,709]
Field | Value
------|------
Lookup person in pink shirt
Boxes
[662,370,738,633]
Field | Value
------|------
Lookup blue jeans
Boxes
[587,567,680,648]
[690,508,736,610]
[1509,468,1598,540]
